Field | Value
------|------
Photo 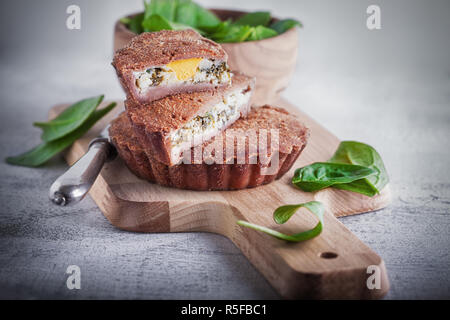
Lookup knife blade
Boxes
[49,125,117,206]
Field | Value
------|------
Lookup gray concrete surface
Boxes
[0,0,449,299]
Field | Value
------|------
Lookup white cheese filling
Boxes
[133,59,231,93]
[169,88,252,159]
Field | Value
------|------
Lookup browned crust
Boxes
[113,30,227,71]
[126,73,255,165]
[109,106,310,191]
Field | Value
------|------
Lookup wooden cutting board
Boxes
[50,98,391,299]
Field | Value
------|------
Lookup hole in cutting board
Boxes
[319,252,338,259]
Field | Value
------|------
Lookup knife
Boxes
[49,125,117,206]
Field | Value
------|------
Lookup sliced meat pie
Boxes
[126,73,255,166]
[113,30,232,104]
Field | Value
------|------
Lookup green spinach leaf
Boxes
[270,19,302,33]
[290,141,389,197]
[198,20,230,35]
[143,0,220,30]
[6,102,116,167]
[120,17,131,24]
[142,13,173,32]
[144,0,176,21]
[192,3,221,27]
[332,179,378,197]
[292,162,377,192]
[247,25,278,41]
[234,11,271,27]
[33,95,104,142]
[122,0,301,42]
[174,0,197,27]
[328,141,389,196]
[237,201,324,242]
[213,24,253,43]
[142,13,201,33]
[127,13,145,34]
[209,23,277,43]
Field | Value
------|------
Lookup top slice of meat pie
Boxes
[113,30,232,104]
[126,73,255,166]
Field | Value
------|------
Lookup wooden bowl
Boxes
[113,9,299,105]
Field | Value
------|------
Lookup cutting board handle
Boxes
[97,190,389,299]
[228,202,389,299]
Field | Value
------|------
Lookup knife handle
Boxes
[49,138,116,206]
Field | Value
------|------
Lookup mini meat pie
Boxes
[110,106,310,191]
[113,30,231,104]
[126,73,255,166]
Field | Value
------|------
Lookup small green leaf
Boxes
[270,19,302,34]
[237,201,324,242]
[120,17,131,24]
[332,179,378,197]
[208,23,278,43]
[328,141,389,195]
[215,25,253,43]
[142,13,173,31]
[194,3,221,27]
[170,0,221,28]
[198,20,229,34]
[6,103,116,167]
[273,201,324,224]
[292,162,377,192]
[128,13,145,34]
[142,13,201,33]
[174,0,197,27]
[234,11,271,27]
[247,25,278,41]
[33,95,104,142]
[144,0,176,21]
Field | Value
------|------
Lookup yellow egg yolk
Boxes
[166,58,202,81]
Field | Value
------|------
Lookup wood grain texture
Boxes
[50,98,391,299]
[113,9,299,106]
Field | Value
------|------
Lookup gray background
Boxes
[0,0,449,299]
